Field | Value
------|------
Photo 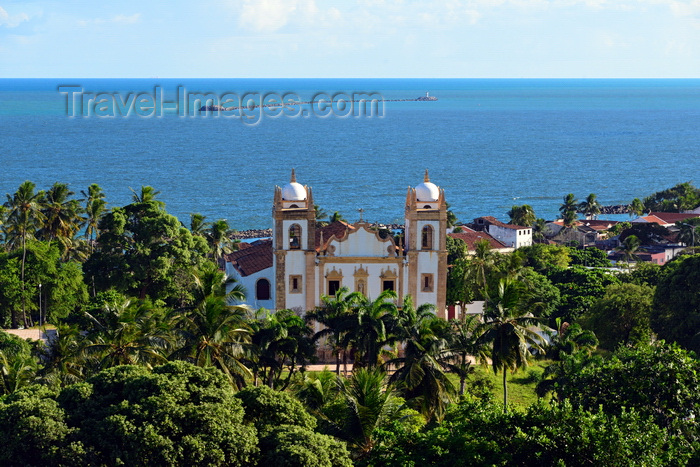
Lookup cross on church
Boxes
[358,208,364,222]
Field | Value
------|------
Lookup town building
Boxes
[225,170,448,318]
[472,216,532,248]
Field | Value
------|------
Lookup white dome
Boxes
[415,169,439,202]
[415,182,439,202]
[282,182,306,201]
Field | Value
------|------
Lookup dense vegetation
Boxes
[1,180,699,465]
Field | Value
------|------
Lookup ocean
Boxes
[1,78,699,230]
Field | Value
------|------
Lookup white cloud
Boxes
[0,6,30,28]
[238,0,323,32]
[77,13,141,27]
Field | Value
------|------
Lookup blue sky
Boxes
[1,0,699,77]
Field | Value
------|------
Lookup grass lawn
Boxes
[456,360,551,409]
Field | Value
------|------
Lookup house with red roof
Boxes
[632,212,699,228]
[472,216,532,248]
[448,228,512,254]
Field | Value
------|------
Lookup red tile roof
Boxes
[449,228,508,250]
[644,212,699,225]
[316,221,356,250]
[475,216,527,230]
[224,239,273,276]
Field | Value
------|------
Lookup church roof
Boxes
[224,239,273,276]
[315,221,356,250]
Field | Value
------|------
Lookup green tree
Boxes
[444,315,485,396]
[630,197,645,217]
[469,238,496,298]
[259,425,353,467]
[206,219,239,264]
[385,297,455,421]
[3,181,46,327]
[548,265,620,323]
[81,184,106,247]
[617,234,641,268]
[619,261,663,287]
[0,385,82,465]
[445,236,475,307]
[307,286,363,375]
[368,396,687,467]
[0,241,88,326]
[532,217,549,243]
[556,342,700,431]
[335,367,402,455]
[81,298,170,373]
[568,246,612,268]
[478,278,546,412]
[578,193,602,220]
[351,290,399,369]
[249,309,315,390]
[84,189,209,304]
[584,283,654,350]
[38,183,83,248]
[0,331,39,395]
[57,362,260,465]
[506,204,535,227]
[676,218,700,247]
[518,243,571,274]
[329,211,346,223]
[652,254,700,352]
[235,385,316,434]
[170,295,251,387]
[643,182,700,212]
[559,193,578,228]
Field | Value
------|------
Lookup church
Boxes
[224,170,448,318]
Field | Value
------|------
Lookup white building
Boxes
[225,170,448,318]
[473,216,532,248]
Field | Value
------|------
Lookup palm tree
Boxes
[0,349,38,395]
[618,234,641,268]
[469,239,495,297]
[329,211,346,223]
[335,367,401,455]
[130,185,164,208]
[189,213,209,236]
[307,287,363,375]
[444,314,487,396]
[532,218,549,243]
[41,324,87,387]
[478,278,546,412]
[350,289,399,369]
[507,204,535,227]
[385,296,455,421]
[81,183,106,249]
[676,221,699,248]
[559,193,578,228]
[170,295,251,388]
[543,318,598,361]
[0,205,8,248]
[206,219,239,264]
[578,193,601,220]
[39,182,83,245]
[190,261,246,306]
[82,299,170,372]
[4,181,46,327]
[629,198,645,218]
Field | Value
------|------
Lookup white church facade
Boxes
[225,170,447,318]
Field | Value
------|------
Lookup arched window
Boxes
[421,225,433,250]
[256,279,271,301]
[289,224,301,249]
